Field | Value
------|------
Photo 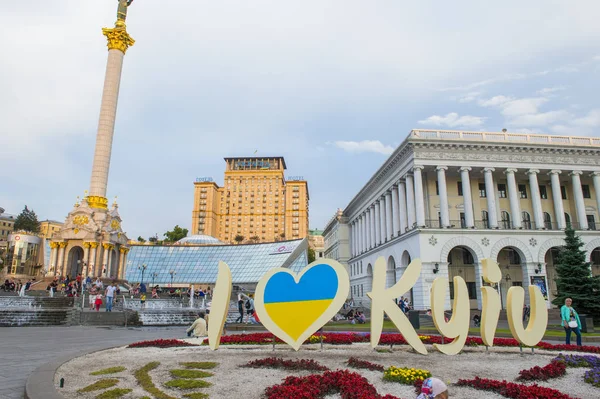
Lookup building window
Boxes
[565,213,572,228]
[519,184,527,199]
[460,212,466,228]
[467,282,477,300]
[498,184,507,198]
[482,210,489,228]
[462,248,474,265]
[508,249,521,265]
[561,186,567,200]
[435,181,439,195]
[543,212,552,229]
[501,211,511,229]
[457,182,463,196]
[587,215,596,230]
[479,183,486,198]
[582,185,591,199]
[521,211,532,229]
[539,185,548,200]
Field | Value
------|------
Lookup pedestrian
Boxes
[236,293,244,323]
[94,293,103,311]
[245,294,255,324]
[105,282,117,312]
[417,377,449,399]
[186,312,207,338]
[140,292,146,310]
[89,285,98,310]
[561,297,582,346]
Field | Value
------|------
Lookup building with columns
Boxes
[329,129,600,310]
[48,1,134,280]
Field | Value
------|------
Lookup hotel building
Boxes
[324,129,600,310]
[191,157,309,244]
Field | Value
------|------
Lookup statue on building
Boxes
[117,0,134,22]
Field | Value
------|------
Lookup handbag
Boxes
[568,320,578,328]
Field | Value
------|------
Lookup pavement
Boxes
[1,326,184,399]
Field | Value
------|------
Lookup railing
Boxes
[422,220,595,231]
[410,129,600,147]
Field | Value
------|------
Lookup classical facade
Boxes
[329,129,600,310]
[308,229,325,260]
[0,207,15,245]
[191,157,309,244]
[39,220,64,239]
[49,1,134,279]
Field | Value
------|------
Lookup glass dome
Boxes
[176,235,223,245]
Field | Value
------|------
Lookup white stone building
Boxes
[323,209,351,268]
[330,129,600,310]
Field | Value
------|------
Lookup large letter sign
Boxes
[254,259,349,350]
[207,257,548,354]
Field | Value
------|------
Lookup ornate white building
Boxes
[327,129,600,310]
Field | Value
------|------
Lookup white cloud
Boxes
[550,125,582,135]
[508,110,571,127]
[457,91,481,103]
[536,86,567,95]
[573,109,600,127]
[478,95,514,107]
[418,113,486,127]
[594,55,600,61]
[512,128,544,134]
[478,96,548,117]
[333,140,395,155]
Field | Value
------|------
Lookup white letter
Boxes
[480,259,501,346]
[207,261,232,350]
[431,276,470,355]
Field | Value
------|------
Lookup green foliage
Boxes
[95,388,133,399]
[13,206,40,233]
[249,235,260,243]
[134,362,177,399]
[78,379,119,393]
[165,379,212,389]
[234,234,244,244]
[137,236,146,243]
[183,393,210,399]
[90,366,126,376]
[163,225,189,243]
[307,247,316,263]
[179,362,218,369]
[551,228,600,317]
[170,369,213,379]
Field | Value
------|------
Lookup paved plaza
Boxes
[1,326,183,399]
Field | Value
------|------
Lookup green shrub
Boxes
[78,379,119,393]
[165,379,212,390]
[183,393,210,399]
[180,362,218,370]
[134,362,177,399]
[90,366,126,376]
[95,388,133,399]
[170,369,214,379]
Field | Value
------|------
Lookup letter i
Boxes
[207,261,232,350]
[480,259,501,346]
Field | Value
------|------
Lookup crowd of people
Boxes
[2,278,34,296]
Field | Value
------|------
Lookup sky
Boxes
[1,1,599,240]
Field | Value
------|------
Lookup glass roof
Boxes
[176,235,223,245]
[125,239,307,284]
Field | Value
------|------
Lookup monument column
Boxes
[549,170,566,229]
[57,242,67,277]
[459,167,475,228]
[436,166,450,227]
[592,172,600,228]
[89,242,98,276]
[391,185,400,237]
[398,180,408,233]
[82,242,90,277]
[483,168,498,228]
[571,171,588,230]
[385,190,393,240]
[49,242,58,276]
[505,168,521,229]
[374,201,381,246]
[405,175,416,228]
[413,166,426,227]
[528,169,544,229]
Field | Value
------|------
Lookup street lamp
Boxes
[151,272,158,287]
[169,269,176,287]
[138,263,147,285]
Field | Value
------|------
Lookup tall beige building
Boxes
[192,157,309,244]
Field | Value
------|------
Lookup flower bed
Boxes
[264,369,402,399]
[584,368,600,387]
[383,366,431,385]
[242,357,329,372]
[347,357,384,371]
[456,377,577,399]
[516,360,566,381]
[128,339,198,348]
[556,354,600,368]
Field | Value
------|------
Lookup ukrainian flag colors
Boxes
[264,264,338,341]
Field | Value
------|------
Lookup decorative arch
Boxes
[584,238,600,255]
[440,237,485,264]
[387,256,396,270]
[386,256,397,288]
[400,250,412,268]
[66,245,84,278]
[537,237,567,264]
[489,237,533,264]
[366,264,373,276]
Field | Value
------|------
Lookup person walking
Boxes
[244,294,255,324]
[105,282,117,312]
[236,293,244,323]
[561,297,582,346]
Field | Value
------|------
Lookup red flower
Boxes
[127,339,197,348]
[457,376,576,399]
[347,357,385,371]
[243,357,329,371]
[517,360,566,381]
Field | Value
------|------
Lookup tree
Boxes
[163,225,188,243]
[137,236,146,243]
[307,247,316,264]
[249,235,260,243]
[551,227,600,317]
[13,206,40,233]
[234,234,244,244]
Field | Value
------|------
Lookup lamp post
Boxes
[138,263,147,285]
[169,269,176,287]
[151,272,158,287]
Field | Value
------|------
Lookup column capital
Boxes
[102,27,135,54]
[570,170,583,176]
[482,167,495,173]
[504,168,518,174]
[391,184,399,192]
[459,166,472,172]
[436,165,448,171]
[379,195,386,201]
[527,169,540,175]
[413,165,425,171]
[548,169,562,176]
[591,171,600,177]
[385,189,393,195]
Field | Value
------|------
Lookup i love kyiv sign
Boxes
[206,257,548,355]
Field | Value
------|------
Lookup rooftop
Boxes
[176,235,223,245]
[224,156,287,169]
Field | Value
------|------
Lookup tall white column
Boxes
[436,166,450,227]
[57,244,66,277]
[483,168,498,228]
[571,171,588,230]
[459,167,475,228]
[504,168,521,229]
[398,181,408,233]
[89,244,98,277]
[528,169,544,229]
[369,206,376,248]
[360,215,365,253]
[413,166,426,227]
[102,245,110,276]
[391,185,400,237]
[405,175,416,229]
[549,170,566,229]
[591,172,600,228]
[379,196,387,242]
[49,245,57,275]
[385,191,393,240]
[82,244,89,277]
[374,201,381,245]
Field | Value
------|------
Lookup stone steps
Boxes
[0,310,70,327]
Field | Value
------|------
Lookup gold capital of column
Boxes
[83,242,92,249]
[86,195,109,210]
[49,242,59,249]
[90,242,99,249]
[103,243,115,251]
[58,242,68,249]
[102,27,135,54]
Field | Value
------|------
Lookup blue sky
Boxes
[1,1,599,240]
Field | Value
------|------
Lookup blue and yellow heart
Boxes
[257,260,349,346]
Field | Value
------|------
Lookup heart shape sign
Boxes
[255,259,349,350]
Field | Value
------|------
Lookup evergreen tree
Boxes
[13,206,41,233]
[551,227,600,316]
[163,225,188,243]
